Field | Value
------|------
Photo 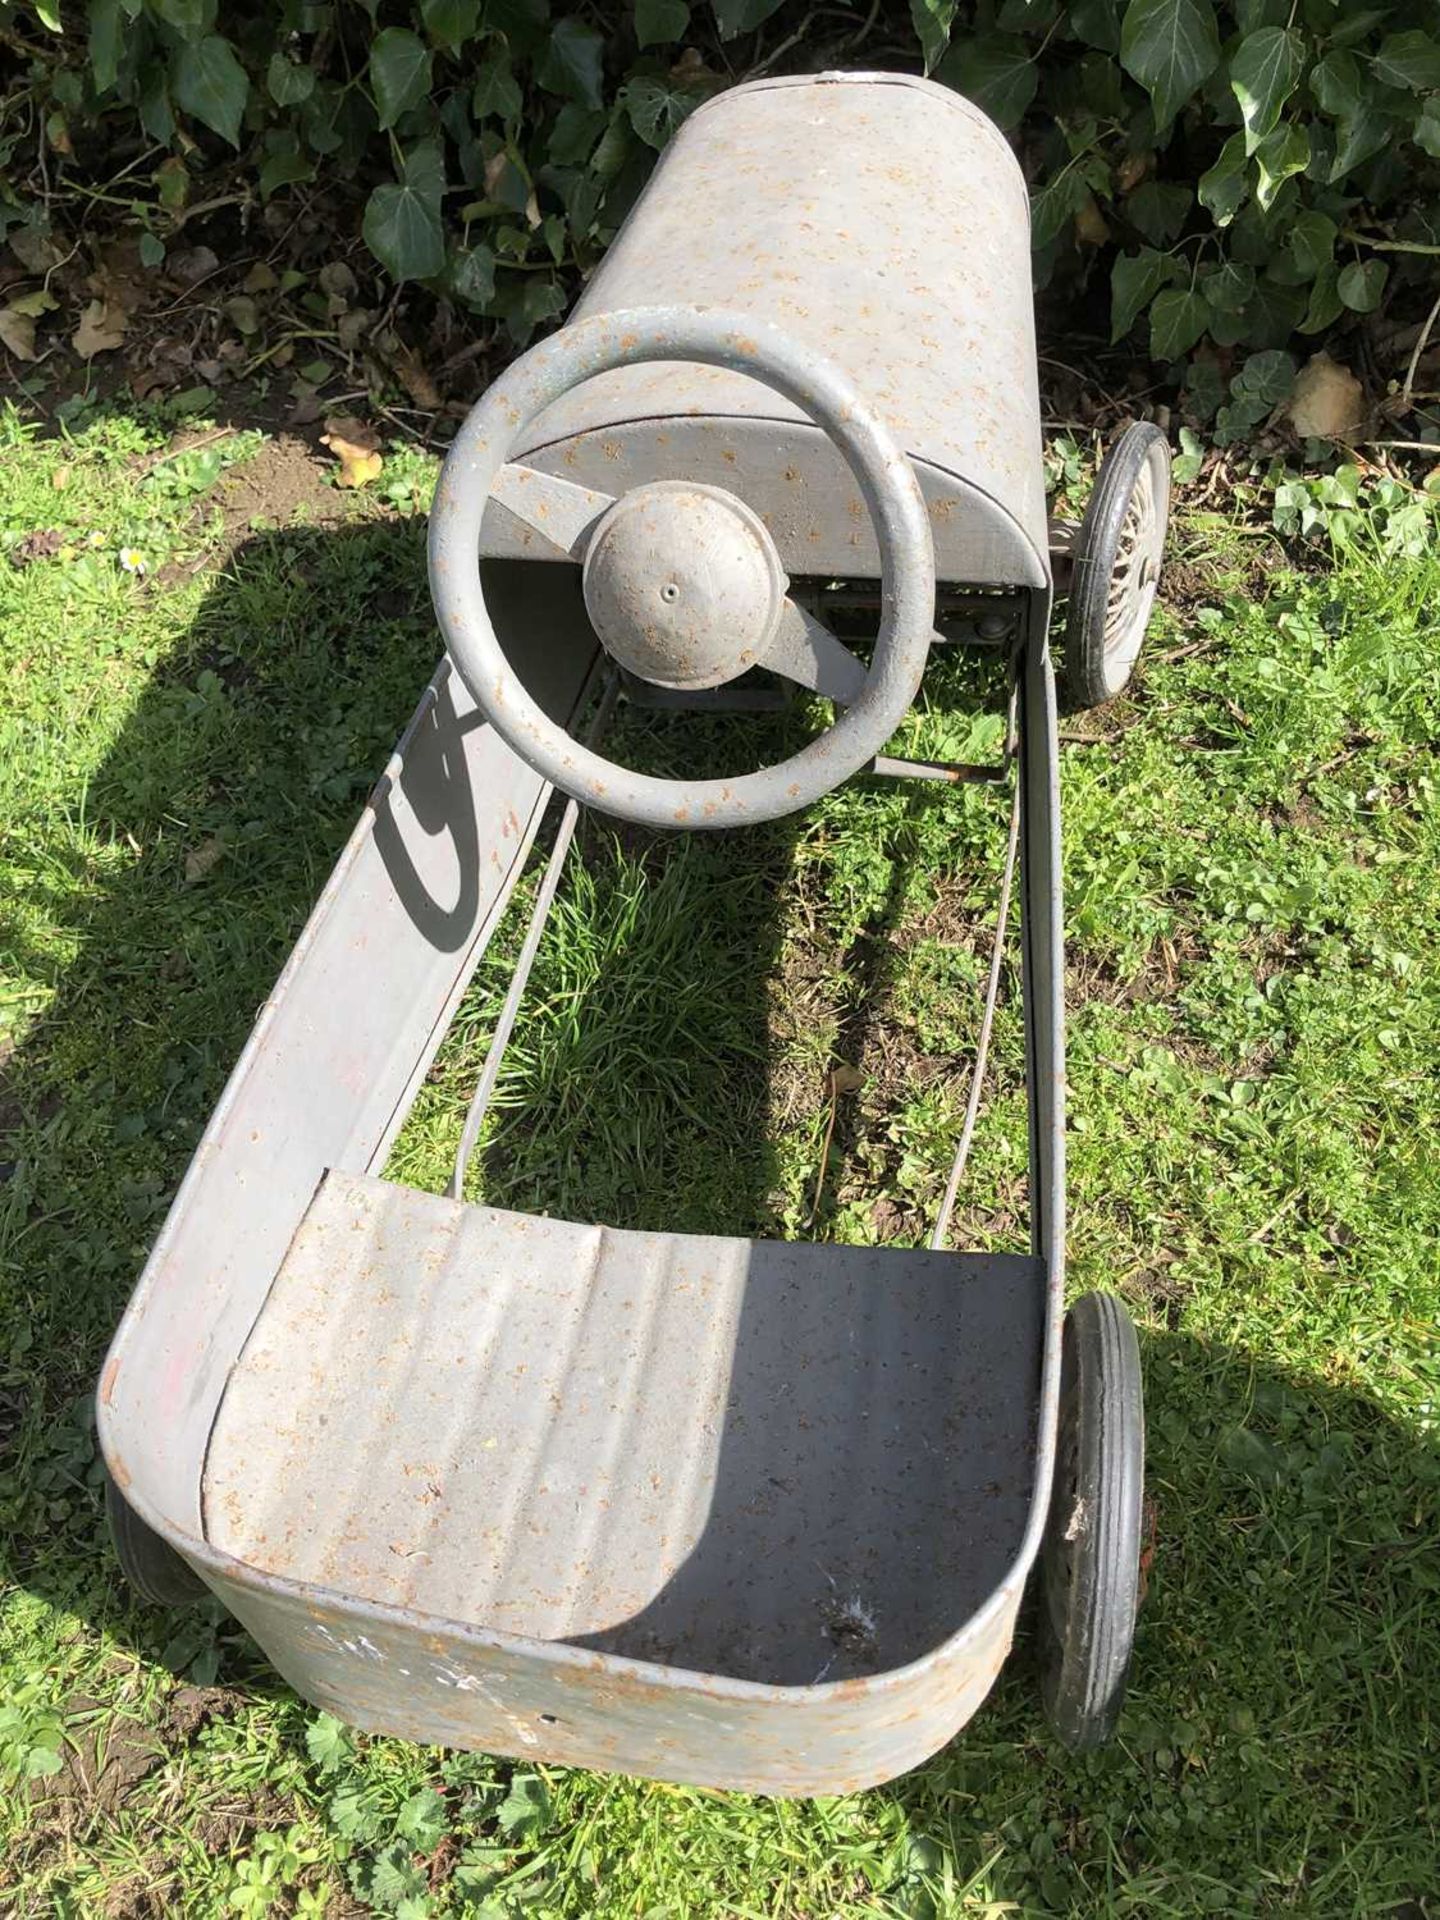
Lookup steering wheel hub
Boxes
[581,481,787,691]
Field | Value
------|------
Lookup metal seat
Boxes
[205,1169,1042,1688]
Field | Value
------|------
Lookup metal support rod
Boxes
[450,673,619,1200]
[929,772,1023,1251]
[869,753,1008,785]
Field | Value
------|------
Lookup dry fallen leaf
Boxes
[318,260,357,309]
[1117,151,1151,193]
[322,413,380,452]
[394,349,440,411]
[829,1061,865,1095]
[1287,353,1365,440]
[0,287,56,361]
[222,294,261,337]
[184,838,225,884]
[72,299,128,358]
[243,261,279,294]
[166,244,219,288]
[0,305,38,361]
[1074,194,1110,247]
[288,383,323,427]
[51,464,71,490]
[10,528,64,567]
[322,430,385,487]
[10,227,63,275]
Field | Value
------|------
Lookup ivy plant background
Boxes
[1,0,1437,407]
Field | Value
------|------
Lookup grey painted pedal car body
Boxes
[98,72,1080,1795]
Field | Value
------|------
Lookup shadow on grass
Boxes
[888,1333,1438,1912]
[0,513,803,1694]
[1,517,1435,1905]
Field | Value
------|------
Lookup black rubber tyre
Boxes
[105,1469,206,1607]
[1065,422,1171,709]
[1039,1291,1145,1750]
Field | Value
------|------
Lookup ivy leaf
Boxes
[1197,129,1247,225]
[1337,258,1387,313]
[1183,355,1225,422]
[710,0,785,37]
[1253,121,1308,211]
[151,0,210,39]
[258,136,313,199]
[304,1712,353,1774]
[1234,0,1286,29]
[938,34,1038,131]
[1243,277,1305,347]
[473,53,522,121]
[1120,0,1221,130]
[450,244,496,308]
[1416,97,1440,159]
[487,0,550,34]
[619,76,704,149]
[635,0,689,46]
[911,0,958,75]
[536,16,605,108]
[371,27,433,129]
[496,1773,552,1839]
[548,103,604,164]
[1299,260,1343,334]
[1229,27,1304,155]
[1233,346,1295,403]
[88,0,122,93]
[421,0,482,50]
[1149,284,1209,360]
[1110,246,1180,340]
[1286,210,1335,279]
[492,274,566,347]
[139,67,175,143]
[997,0,1054,26]
[1372,30,1440,92]
[1030,167,1088,249]
[1125,179,1191,244]
[171,35,249,147]
[1069,0,1121,53]
[266,53,315,107]
[1201,259,1255,313]
[1310,49,1363,118]
[363,139,445,282]
[1329,103,1389,183]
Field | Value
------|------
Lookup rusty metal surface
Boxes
[495,73,1047,589]
[95,591,599,1542]
[431,304,937,829]
[200,1541,1026,1795]
[580,480,789,690]
[96,622,1067,1793]
[205,1170,1042,1691]
[94,61,1077,1782]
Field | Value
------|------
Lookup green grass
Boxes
[1,400,1437,1917]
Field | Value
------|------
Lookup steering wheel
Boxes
[429,306,936,829]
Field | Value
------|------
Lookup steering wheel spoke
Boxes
[765,600,869,705]
[487,463,615,560]
[430,307,936,829]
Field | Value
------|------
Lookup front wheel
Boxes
[1065,422,1171,709]
[1039,1291,1145,1749]
[105,1470,205,1607]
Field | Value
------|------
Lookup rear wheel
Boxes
[1065,422,1171,709]
[1039,1291,1145,1749]
[105,1470,205,1607]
